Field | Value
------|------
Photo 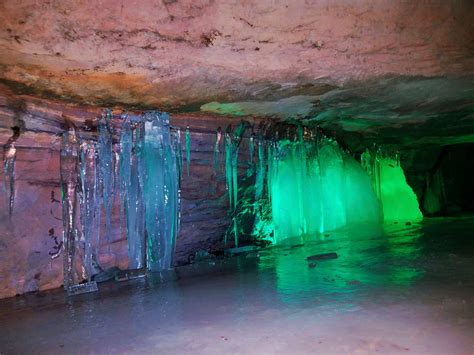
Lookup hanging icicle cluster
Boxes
[223,122,248,247]
[59,110,182,294]
[361,148,423,221]
[220,124,387,245]
[142,112,181,272]
[268,135,382,243]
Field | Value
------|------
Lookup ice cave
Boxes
[1,1,474,353]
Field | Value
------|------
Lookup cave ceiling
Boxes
[0,0,474,146]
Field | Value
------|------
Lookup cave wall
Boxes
[1,83,473,299]
[0,89,258,299]
[402,144,474,216]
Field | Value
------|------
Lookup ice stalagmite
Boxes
[143,112,179,271]
[120,117,146,269]
[98,109,114,241]
[3,127,19,217]
[60,127,80,289]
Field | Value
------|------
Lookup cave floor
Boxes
[1,217,474,354]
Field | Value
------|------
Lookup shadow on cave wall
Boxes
[404,143,474,216]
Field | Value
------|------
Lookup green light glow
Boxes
[270,139,381,243]
[378,159,423,221]
[225,125,423,247]
[362,150,423,221]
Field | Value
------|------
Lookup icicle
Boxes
[224,129,233,209]
[113,143,120,197]
[225,122,248,247]
[213,127,222,173]
[98,109,114,242]
[185,126,191,176]
[249,133,255,165]
[79,141,98,281]
[60,127,80,290]
[231,122,246,210]
[120,117,146,269]
[176,127,183,177]
[254,138,265,201]
[362,147,422,221]
[269,131,382,243]
[3,127,19,217]
[171,128,182,234]
[143,112,179,271]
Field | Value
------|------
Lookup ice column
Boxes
[361,149,422,221]
[60,128,80,289]
[223,122,248,247]
[79,141,99,280]
[143,112,179,271]
[270,136,381,243]
[98,109,114,241]
[120,117,146,269]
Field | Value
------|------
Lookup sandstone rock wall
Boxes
[0,88,259,299]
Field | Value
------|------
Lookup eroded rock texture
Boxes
[0,0,473,110]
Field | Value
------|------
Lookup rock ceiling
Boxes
[0,0,474,144]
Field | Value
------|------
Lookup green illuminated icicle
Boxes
[361,149,422,221]
[270,136,381,243]
[223,122,248,247]
[255,138,265,200]
[224,129,233,209]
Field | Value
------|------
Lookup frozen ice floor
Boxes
[1,217,474,354]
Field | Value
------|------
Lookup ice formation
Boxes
[224,122,248,247]
[79,140,100,281]
[57,110,181,294]
[142,112,180,271]
[361,149,423,221]
[3,127,19,217]
[248,133,255,165]
[220,124,403,245]
[119,116,146,269]
[185,126,191,176]
[117,112,181,272]
[98,109,114,241]
[60,127,80,289]
[269,137,381,243]
[213,127,222,173]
